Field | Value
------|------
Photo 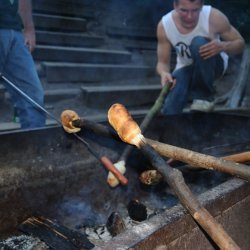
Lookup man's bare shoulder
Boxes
[157,20,171,42]
[157,21,165,37]
[209,7,230,34]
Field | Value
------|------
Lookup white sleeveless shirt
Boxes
[162,5,228,72]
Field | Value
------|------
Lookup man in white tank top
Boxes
[156,0,245,114]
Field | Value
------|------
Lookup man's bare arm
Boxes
[19,0,36,52]
[156,21,174,86]
[200,8,245,59]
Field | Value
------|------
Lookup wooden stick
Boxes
[119,82,172,162]
[72,118,250,181]
[75,85,172,187]
[140,82,173,132]
[100,156,128,185]
[168,151,250,166]
[223,151,250,163]
[146,138,250,181]
[107,103,240,249]
[140,143,240,250]
[109,83,171,186]
[61,111,128,186]
[73,133,128,186]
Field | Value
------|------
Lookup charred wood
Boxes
[18,216,94,250]
[106,212,126,237]
[127,199,148,222]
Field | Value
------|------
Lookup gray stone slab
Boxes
[44,88,80,103]
[123,39,157,51]
[59,0,95,6]
[0,120,58,132]
[106,26,156,40]
[42,62,156,83]
[81,84,161,109]
[33,14,87,32]
[36,31,104,48]
[33,46,132,64]
[84,108,149,122]
[33,1,96,19]
[0,84,5,94]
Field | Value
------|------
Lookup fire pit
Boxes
[0,113,249,249]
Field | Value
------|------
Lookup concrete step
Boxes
[44,88,81,103]
[81,84,161,109]
[36,31,104,48]
[106,26,156,41]
[123,39,157,51]
[32,0,96,19]
[33,14,87,32]
[58,0,96,6]
[42,62,156,83]
[33,45,132,64]
[0,84,5,99]
[81,108,150,123]
[0,119,59,132]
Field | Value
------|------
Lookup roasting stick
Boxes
[108,82,173,187]
[140,150,250,185]
[108,103,240,250]
[145,138,250,182]
[70,114,250,182]
[223,151,250,163]
[0,75,128,186]
[61,111,128,186]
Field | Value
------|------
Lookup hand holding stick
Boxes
[108,103,240,250]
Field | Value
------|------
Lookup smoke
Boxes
[57,197,106,228]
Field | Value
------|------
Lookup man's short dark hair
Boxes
[174,0,204,4]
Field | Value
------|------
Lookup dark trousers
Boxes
[162,36,224,115]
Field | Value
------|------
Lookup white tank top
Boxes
[162,5,228,72]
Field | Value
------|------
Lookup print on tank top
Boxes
[175,42,192,59]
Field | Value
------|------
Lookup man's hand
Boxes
[19,0,36,53]
[23,27,36,53]
[160,72,176,89]
[199,40,224,60]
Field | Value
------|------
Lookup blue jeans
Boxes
[162,36,224,115]
[0,29,45,128]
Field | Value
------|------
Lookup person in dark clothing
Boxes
[0,0,45,128]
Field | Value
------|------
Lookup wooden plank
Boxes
[18,216,94,250]
[226,46,250,108]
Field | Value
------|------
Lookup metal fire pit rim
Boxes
[93,178,249,250]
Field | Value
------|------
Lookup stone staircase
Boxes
[36,0,159,120]
[1,0,242,132]
[0,0,163,130]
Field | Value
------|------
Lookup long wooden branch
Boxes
[118,83,172,162]
[223,151,250,163]
[72,118,250,182]
[146,138,250,181]
[107,103,240,249]
[140,143,240,250]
